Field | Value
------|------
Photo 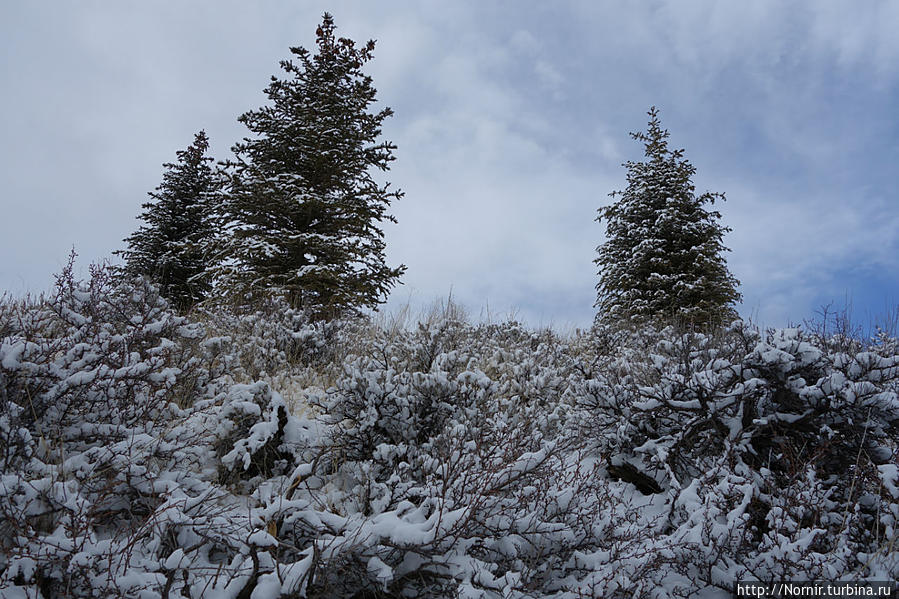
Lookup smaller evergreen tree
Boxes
[595,108,741,326]
[117,131,217,311]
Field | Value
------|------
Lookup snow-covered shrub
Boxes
[271,318,714,598]
[0,259,225,596]
[581,320,899,585]
[212,381,304,490]
[0,257,212,449]
[196,296,356,418]
[3,266,897,598]
[198,296,346,381]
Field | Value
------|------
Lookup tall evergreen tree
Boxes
[117,130,216,311]
[215,13,404,317]
[595,107,741,326]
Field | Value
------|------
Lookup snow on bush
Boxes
[1,265,897,597]
[196,296,350,415]
[580,321,899,587]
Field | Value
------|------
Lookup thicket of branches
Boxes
[1,262,896,598]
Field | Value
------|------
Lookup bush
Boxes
[580,320,899,587]
[0,258,220,596]
[1,266,896,597]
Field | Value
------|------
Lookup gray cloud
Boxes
[2,1,897,328]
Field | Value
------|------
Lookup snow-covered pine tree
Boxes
[117,130,217,311]
[214,13,405,318]
[595,107,741,326]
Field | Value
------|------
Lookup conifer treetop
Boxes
[117,130,216,312]
[214,13,404,318]
[595,107,741,327]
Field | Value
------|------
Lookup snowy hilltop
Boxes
[1,262,897,598]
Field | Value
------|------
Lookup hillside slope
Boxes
[1,265,897,598]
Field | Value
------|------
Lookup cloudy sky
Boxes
[3,1,899,329]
